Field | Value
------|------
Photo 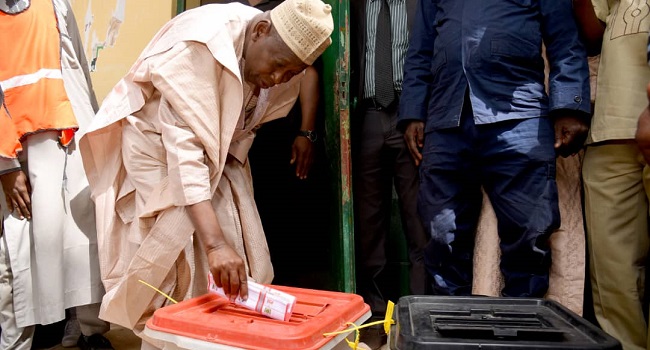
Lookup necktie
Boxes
[374,0,394,108]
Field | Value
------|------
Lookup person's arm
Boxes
[637,82,650,163]
[398,0,437,166]
[0,167,31,220]
[159,96,250,301]
[291,66,319,179]
[151,41,249,301]
[0,87,30,219]
[572,0,606,55]
[186,200,248,300]
[541,0,592,157]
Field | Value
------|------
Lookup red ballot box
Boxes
[143,285,371,350]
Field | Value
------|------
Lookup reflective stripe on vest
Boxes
[0,0,77,158]
[1,68,63,90]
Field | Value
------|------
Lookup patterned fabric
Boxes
[269,0,333,65]
[79,4,303,331]
[586,0,650,143]
[373,0,395,108]
[363,0,408,98]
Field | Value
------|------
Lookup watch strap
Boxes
[298,130,317,142]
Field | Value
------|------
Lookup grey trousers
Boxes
[353,103,429,316]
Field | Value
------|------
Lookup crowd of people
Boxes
[0,0,649,349]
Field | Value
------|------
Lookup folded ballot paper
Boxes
[208,274,296,321]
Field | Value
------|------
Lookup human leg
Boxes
[0,233,34,350]
[583,142,649,350]
[354,106,396,315]
[76,303,110,336]
[419,109,482,296]
[480,117,559,298]
[389,113,428,295]
[62,308,81,347]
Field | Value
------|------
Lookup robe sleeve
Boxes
[149,42,224,207]
[159,98,212,207]
[590,0,609,23]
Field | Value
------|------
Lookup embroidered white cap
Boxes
[270,0,334,65]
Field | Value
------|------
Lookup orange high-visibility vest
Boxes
[0,0,78,159]
[0,86,21,158]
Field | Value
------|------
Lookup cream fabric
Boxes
[582,1,650,348]
[587,0,650,144]
[0,235,35,350]
[1,131,104,326]
[583,143,650,350]
[270,0,333,64]
[80,3,301,332]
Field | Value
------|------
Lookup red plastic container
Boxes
[144,285,371,350]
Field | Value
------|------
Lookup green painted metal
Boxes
[321,0,354,293]
[176,0,185,15]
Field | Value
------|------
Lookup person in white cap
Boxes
[78,0,333,347]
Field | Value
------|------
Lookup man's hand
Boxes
[554,115,589,158]
[290,136,314,180]
[0,170,31,220]
[207,244,249,302]
[404,121,425,166]
[636,82,650,164]
[187,200,248,301]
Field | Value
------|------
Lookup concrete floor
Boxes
[40,326,390,350]
[43,325,141,350]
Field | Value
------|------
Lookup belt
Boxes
[362,91,401,110]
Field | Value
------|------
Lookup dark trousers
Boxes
[419,102,560,297]
[353,102,429,316]
[248,114,330,288]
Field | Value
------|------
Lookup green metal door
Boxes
[320,0,354,293]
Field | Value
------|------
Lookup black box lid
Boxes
[389,296,621,350]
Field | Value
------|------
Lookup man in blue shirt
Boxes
[399,0,590,297]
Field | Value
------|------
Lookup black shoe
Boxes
[30,320,66,349]
[77,334,114,350]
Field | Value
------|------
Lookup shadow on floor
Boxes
[37,325,141,350]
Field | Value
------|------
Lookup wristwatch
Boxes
[298,130,317,143]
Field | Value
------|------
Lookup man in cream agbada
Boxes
[79,0,333,347]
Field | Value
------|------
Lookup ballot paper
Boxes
[208,274,296,321]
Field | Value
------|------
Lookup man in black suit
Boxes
[350,1,427,347]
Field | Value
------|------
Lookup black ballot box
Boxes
[388,296,621,350]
